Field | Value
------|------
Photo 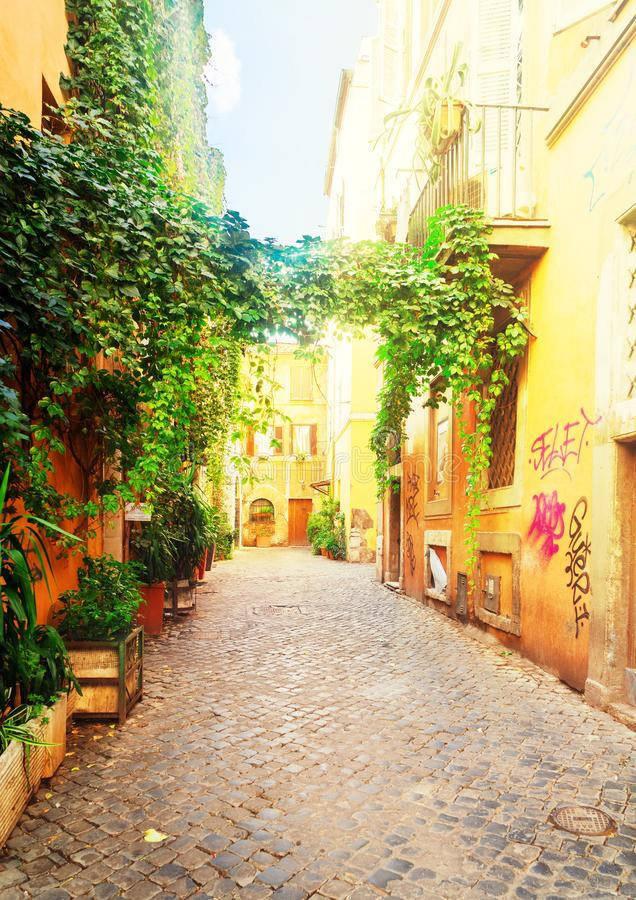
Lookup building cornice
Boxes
[546,10,636,147]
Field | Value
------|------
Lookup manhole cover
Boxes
[549,806,617,836]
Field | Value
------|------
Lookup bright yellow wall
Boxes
[399,5,635,690]
[0,0,70,125]
[241,346,328,546]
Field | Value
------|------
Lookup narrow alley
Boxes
[3,550,635,900]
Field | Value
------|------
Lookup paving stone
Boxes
[151,862,188,886]
[368,868,402,890]
[35,891,72,900]
[4,549,634,899]
[256,866,292,887]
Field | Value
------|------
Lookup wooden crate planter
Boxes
[165,579,196,617]
[0,718,47,847]
[66,627,143,726]
[66,685,78,721]
[41,693,67,779]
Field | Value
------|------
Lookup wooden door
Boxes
[288,499,312,546]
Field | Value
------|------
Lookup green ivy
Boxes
[268,206,528,572]
[0,0,525,588]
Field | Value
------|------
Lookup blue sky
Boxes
[203,1,377,244]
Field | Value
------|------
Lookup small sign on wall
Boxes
[125,503,152,522]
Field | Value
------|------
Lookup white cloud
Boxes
[206,28,242,116]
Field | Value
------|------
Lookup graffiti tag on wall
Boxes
[565,497,591,638]
[528,490,566,560]
[405,533,416,576]
[405,470,421,526]
[529,408,601,480]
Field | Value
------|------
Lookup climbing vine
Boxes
[267,206,528,569]
[0,0,526,580]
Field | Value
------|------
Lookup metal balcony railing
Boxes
[407,104,548,247]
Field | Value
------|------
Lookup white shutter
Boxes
[475,0,522,215]
[381,0,402,103]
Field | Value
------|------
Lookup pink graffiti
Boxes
[529,408,601,480]
[529,491,566,560]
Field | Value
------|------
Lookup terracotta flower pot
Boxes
[320,548,327,557]
[197,555,206,581]
[137,583,165,636]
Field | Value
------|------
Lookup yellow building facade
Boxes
[0,0,70,127]
[332,0,636,723]
[240,345,328,548]
[323,55,383,563]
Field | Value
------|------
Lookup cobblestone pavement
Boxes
[2,548,635,899]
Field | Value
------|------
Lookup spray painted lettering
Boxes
[565,497,591,638]
[529,408,600,480]
[529,490,566,560]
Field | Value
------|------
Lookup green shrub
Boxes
[57,555,142,641]
[307,498,346,560]
[0,464,80,708]
[129,515,177,585]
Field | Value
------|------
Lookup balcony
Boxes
[407,104,550,281]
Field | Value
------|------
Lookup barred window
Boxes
[249,499,274,525]
[487,358,519,490]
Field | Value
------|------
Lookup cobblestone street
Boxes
[2,548,635,899]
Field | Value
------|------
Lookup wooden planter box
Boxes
[205,544,216,571]
[66,627,143,726]
[66,685,78,721]
[165,579,196,617]
[0,717,46,847]
[42,693,67,779]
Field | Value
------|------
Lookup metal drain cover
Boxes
[549,806,617,836]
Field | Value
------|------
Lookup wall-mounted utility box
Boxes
[483,574,501,614]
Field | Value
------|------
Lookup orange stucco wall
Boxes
[1,1,105,625]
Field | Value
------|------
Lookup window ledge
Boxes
[425,588,450,605]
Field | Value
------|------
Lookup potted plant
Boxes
[0,694,51,846]
[0,465,80,842]
[307,498,347,561]
[380,43,479,182]
[56,555,143,725]
[255,521,274,548]
[158,475,212,614]
[130,517,176,636]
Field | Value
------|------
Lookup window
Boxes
[290,366,313,401]
[427,395,451,502]
[41,76,66,137]
[292,424,317,456]
[249,499,274,524]
[487,358,519,489]
[254,427,273,457]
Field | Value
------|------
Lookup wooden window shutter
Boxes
[246,427,254,457]
[274,425,284,454]
[310,424,317,456]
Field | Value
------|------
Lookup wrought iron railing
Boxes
[408,104,548,247]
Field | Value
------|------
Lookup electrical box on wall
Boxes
[456,572,467,617]
[483,574,501,614]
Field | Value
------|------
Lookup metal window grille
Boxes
[488,359,519,489]
[249,499,275,524]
